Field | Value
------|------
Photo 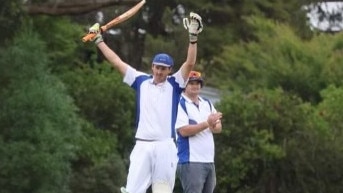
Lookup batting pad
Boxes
[152,182,172,193]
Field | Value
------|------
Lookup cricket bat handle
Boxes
[82,33,96,42]
[81,26,107,42]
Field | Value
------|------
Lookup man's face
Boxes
[185,80,201,96]
[152,65,172,84]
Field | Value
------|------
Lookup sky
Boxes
[306,2,343,31]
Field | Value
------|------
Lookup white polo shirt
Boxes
[123,66,186,140]
[175,93,217,163]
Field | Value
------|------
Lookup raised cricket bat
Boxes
[82,0,146,42]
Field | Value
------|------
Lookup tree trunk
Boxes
[24,0,141,15]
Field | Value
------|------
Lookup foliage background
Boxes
[1,0,343,193]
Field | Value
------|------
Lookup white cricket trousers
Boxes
[125,139,177,193]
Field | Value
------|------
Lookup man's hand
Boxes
[88,23,103,45]
[183,12,203,44]
[207,112,222,130]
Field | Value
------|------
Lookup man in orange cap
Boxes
[175,70,222,193]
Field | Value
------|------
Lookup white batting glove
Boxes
[183,12,203,44]
[120,187,129,193]
[88,23,103,45]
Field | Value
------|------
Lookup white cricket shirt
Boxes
[123,66,186,140]
[175,93,217,163]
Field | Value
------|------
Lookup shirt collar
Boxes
[181,93,203,103]
[149,78,167,86]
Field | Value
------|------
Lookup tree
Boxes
[215,88,343,193]
[60,64,136,157]
[23,0,143,15]
[208,17,343,103]
[70,121,127,193]
[0,0,26,45]
[0,27,82,193]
